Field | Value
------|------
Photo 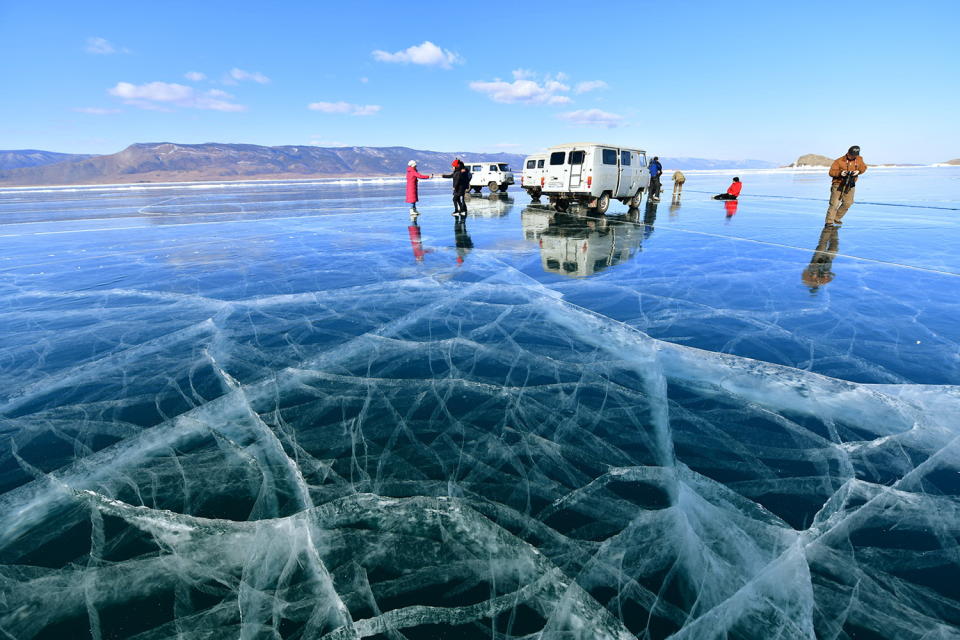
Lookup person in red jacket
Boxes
[713,177,742,200]
[406,160,432,216]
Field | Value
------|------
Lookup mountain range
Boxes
[3,143,948,187]
[0,149,94,172]
[0,144,529,186]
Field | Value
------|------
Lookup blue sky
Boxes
[2,0,957,163]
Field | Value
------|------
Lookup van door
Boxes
[598,148,619,196]
[546,151,567,191]
[617,150,633,198]
[568,149,586,189]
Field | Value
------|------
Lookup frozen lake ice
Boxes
[1,167,959,639]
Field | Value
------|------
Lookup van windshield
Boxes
[498,164,510,171]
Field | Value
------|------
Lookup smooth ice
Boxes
[1,168,959,639]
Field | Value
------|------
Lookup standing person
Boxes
[442,159,470,216]
[405,160,432,217]
[672,170,686,200]
[712,177,742,200]
[824,145,867,227]
[648,156,663,201]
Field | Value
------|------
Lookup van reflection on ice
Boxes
[521,204,647,277]
[463,192,515,218]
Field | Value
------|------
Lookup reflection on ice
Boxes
[1,173,959,639]
[463,192,514,217]
[524,208,646,277]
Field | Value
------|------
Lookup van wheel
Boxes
[499,184,508,192]
[595,193,610,214]
[629,188,643,208]
[555,199,569,212]
[531,188,542,200]
[488,181,499,193]
[472,186,482,194]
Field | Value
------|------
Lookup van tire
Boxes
[595,193,610,214]
[499,184,508,192]
[555,199,569,212]
[472,186,482,194]
[488,181,499,193]
[629,188,643,208]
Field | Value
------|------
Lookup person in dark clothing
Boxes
[443,159,471,216]
[713,177,742,200]
[648,156,663,201]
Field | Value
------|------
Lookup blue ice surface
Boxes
[0,167,959,639]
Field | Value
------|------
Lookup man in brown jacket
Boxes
[825,145,867,226]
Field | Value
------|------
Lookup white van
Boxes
[541,143,650,213]
[466,162,515,193]
[520,154,547,200]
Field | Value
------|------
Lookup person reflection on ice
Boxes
[724,199,739,221]
[407,219,432,262]
[643,199,658,239]
[454,218,474,265]
[802,225,840,293]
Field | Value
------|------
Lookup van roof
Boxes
[548,142,647,152]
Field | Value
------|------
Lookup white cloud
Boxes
[184,71,207,82]
[308,101,381,116]
[371,41,463,69]
[108,81,246,112]
[86,37,128,55]
[574,80,608,94]
[225,68,271,84]
[359,77,369,83]
[73,107,122,115]
[557,108,625,128]
[309,139,349,147]
[469,70,571,105]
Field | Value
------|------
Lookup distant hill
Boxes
[786,154,833,168]
[943,158,960,165]
[659,157,779,170]
[0,149,95,171]
[0,143,528,187]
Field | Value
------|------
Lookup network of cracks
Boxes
[1,272,959,639]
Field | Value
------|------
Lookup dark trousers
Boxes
[713,193,737,200]
[650,176,661,198]
[453,192,467,212]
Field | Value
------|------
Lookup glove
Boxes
[852,170,860,176]
[841,170,849,176]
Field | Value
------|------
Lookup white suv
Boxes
[465,162,515,193]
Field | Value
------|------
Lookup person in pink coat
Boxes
[406,160,432,216]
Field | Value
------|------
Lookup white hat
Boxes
[408,160,417,167]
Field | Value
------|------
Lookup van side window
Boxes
[639,154,647,167]
[489,165,498,172]
[569,150,585,165]
[602,149,617,165]
[526,160,536,169]
[472,165,482,171]
[537,159,544,168]
[621,151,631,166]
[549,152,566,165]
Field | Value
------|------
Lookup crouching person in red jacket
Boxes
[713,177,742,200]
